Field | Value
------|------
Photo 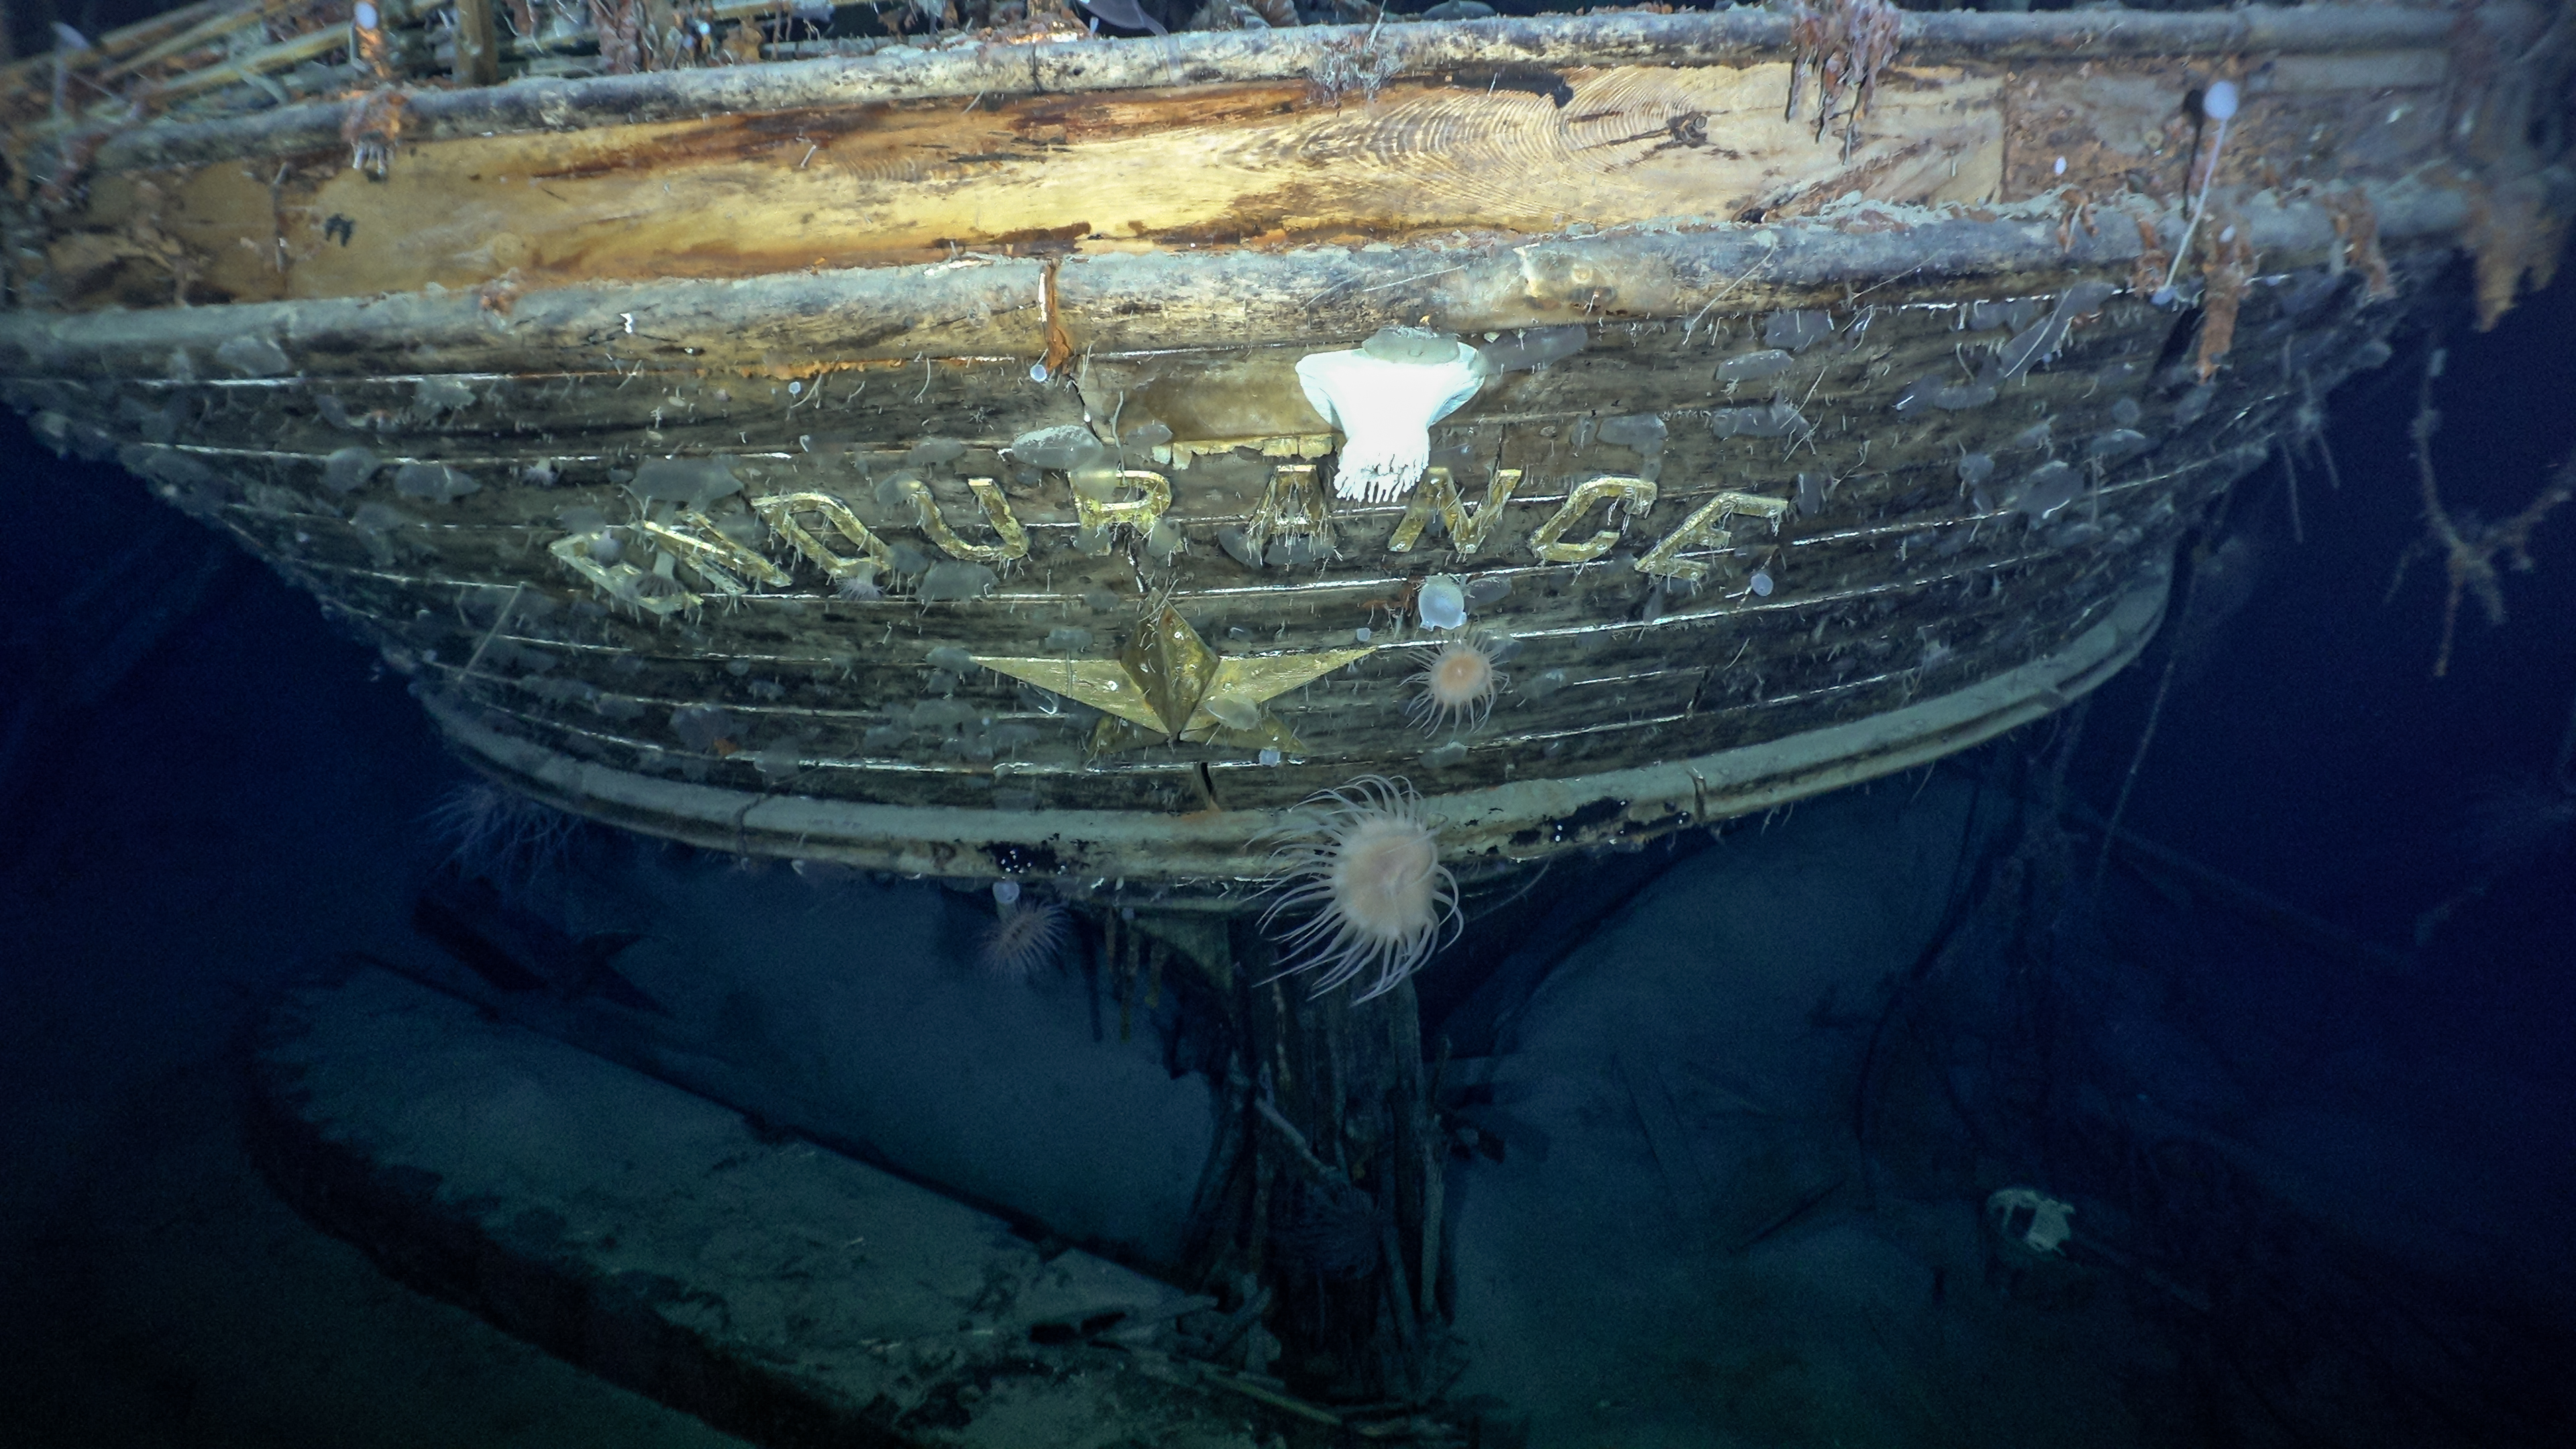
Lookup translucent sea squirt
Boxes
[1417,575,1468,630]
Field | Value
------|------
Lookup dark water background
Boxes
[0,256,2569,1444]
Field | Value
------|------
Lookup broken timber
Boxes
[250,957,1316,1447]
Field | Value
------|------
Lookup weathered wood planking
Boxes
[38,12,2460,314]
[50,34,2442,315]
[28,248,2403,854]
[0,175,2465,382]
[410,570,2167,890]
[26,7,2472,164]
[63,62,2007,307]
[7,1,2557,886]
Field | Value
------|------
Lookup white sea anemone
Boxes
[1408,635,1507,734]
[981,895,1070,980]
[1260,776,1459,1000]
[424,779,576,890]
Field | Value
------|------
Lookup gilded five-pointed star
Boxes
[973,606,1372,755]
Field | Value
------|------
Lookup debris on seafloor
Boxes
[410,871,665,1014]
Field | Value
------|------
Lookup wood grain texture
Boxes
[50,7,2472,175]
[30,3,2481,317]
[73,61,2002,308]
[3,178,2471,380]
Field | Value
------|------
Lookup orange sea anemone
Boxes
[1407,634,1508,733]
[1260,776,1459,1001]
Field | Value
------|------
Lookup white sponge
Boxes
[1295,333,1487,503]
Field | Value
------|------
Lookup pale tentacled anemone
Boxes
[423,779,578,892]
[1260,776,1460,1001]
[980,879,1069,980]
[1408,633,1509,733]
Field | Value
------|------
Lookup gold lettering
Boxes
[1245,463,1335,560]
[1072,469,1173,541]
[1635,491,1790,582]
[906,476,1028,564]
[547,534,696,616]
[751,491,894,586]
[1527,475,1656,564]
[1389,467,1525,556]
[633,511,795,596]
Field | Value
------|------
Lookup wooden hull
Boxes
[5,6,2567,898]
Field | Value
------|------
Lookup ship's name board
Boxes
[549,464,1787,616]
